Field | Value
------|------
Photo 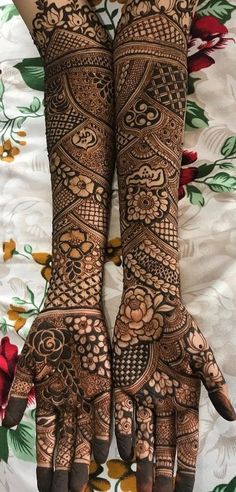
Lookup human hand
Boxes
[3,310,112,492]
[113,292,235,492]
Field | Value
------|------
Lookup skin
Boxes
[112,1,236,491]
[3,1,115,491]
[3,1,236,492]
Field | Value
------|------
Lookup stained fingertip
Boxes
[174,472,195,492]
[51,470,69,492]
[70,463,89,492]
[153,476,173,492]
[136,462,153,492]
[209,389,236,421]
[2,397,28,428]
[116,433,134,462]
[36,467,53,492]
[93,438,110,464]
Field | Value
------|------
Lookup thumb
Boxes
[3,344,34,428]
[187,326,236,421]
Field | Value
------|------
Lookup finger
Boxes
[174,409,199,492]
[135,403,155,492]
[36,406,57,492]
[3,345,34,428]
[93,391,111,464]
[115,389,135,461]
[187,325,236,421]
[153,411,176,492]
[51,409,77,492]
[70,402,93,492]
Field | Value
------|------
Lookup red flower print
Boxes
[188,15,232,73]
[0,336,35,419]
[179,150,198,200]
[0,337,18,418]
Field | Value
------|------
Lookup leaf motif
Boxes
[16,116,26,129]
[0,427,9,463]
[7,422,36,462]
[211,476,236,491]
[30,97,41,113]
[0,5,19,22]
[12,297,27,305]
[198,0,236,23]
[111,8,119,18]
[205,172,236,192]
[24,244,33,254]
[187,185,205,206]
[0,317,7,335]
[26,286,35,305]
[221,136,236,158]
[187,75,200,95]
[197,163,215,178]
[14,58,45,92]
[186,101,209,129]
[0,79,5,100]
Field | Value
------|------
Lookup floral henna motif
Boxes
[4,2,114,492]
[113,1,235,491]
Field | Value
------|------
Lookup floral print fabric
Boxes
[0,1,236,491]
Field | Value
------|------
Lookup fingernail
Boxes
[209,390,236,421]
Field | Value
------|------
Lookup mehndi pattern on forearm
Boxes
[113,1,235,491]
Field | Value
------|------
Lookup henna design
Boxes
[113,1,236,491]
[4,2,114,491]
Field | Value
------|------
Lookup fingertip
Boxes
[115,433,134,462]
[2,397,28,428]
[37,467,53,492]
[209,390,236,421]
[70,463,89,492]
[93,438,110,464]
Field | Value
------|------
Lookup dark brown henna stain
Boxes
[113,0,235,489]
[4,1,114,489]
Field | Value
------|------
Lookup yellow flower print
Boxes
[0,139,20,162]
[106,237,122,266]
[7,305,27,331]
[32,252,52,282]
[3,239,16,261]
[86,461,110,492]
[107,460,136,492]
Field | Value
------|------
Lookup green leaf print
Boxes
[198,0,236,23]
[211,476,236,491]
[187,75,200,95]
[185,101,209,129]
[30,97,41,113]
[205,172,236,192]
[0,317,7,335]
[0,5,19,22]
[221,136,236,158]
[187,185,205,206]
[197,163,215,178]
[0,427,9,463]
[7,422,36,462]
[14,58,45,92]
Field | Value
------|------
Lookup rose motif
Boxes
[115,288,173,348]
[0,337,18,415]
[29,322,66,364]
[117,417,132,434]
[136,438,151,460]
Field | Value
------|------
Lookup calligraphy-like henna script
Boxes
[3,2,114,492]
[113,1,236,491]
